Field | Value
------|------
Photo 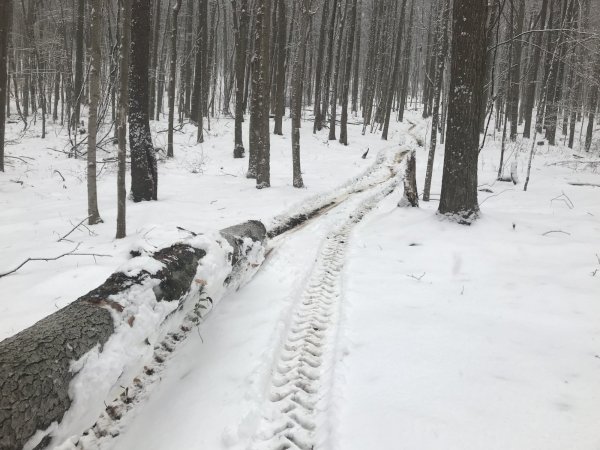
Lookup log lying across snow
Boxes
[0,220,267,450]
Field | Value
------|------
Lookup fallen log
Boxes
[0,221,266,450]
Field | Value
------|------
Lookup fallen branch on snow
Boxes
[567,182,600,188]
[0,243,111,279]
[542,230,571,236]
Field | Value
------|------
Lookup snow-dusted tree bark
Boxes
[253,0,271,188]
[0,220,266,450]
[167,0,182,158]
[129,0,158,202]
[290,0,312,188]
[0,0,10,173]
[438,0,487,222]
[117,0,132,239]
[87,0,103,225]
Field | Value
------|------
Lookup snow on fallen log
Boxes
[0,221,266,450]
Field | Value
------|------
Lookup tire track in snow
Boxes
[249,177,400,450]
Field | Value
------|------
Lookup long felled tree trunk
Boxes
[129,0,158,202]
[438,0,487,222]
[87,0,103,225]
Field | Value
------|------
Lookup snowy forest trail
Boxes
[53,149,407,450]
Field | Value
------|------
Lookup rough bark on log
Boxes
[398,150,419,207]
[0,221,266,450]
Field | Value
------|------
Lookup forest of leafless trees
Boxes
[0,0,599,226]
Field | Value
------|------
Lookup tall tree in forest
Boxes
[72,0,85,133]
[290,0,312,187]
[0,0,10,172]
[117,0,132,238]
[232,0,249,158]
[585,53,600,152]
[149,0,162,119]
[87,0,103,225]
[508,0,524,141]
[523,0,548,139]
[167,0,182,158]
[318,0,338,133]
[423,0,449,202]
[339,0,358,145]
[438,0,487,222]
[254,0,272,188]
[381,0,408,141]
[328,0,347,141]
[129,0,158,202]
[273,0,287,136]
[313,0,330,133]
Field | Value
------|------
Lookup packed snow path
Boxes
[250,179,399,450]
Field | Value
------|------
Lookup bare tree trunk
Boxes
[585,53,600,152]
[291,0,312,188]
[0,0,10,173]
[87,0,103,225]
[328,0,347,141]
[438,0,487,222]
[232,0,248,157]
[255,0,272,188]
[167,0,182,158]
[381,0,408,140]
[339,0,358,145]
[273,0,287,136]
[149,0,162,119]
[117,0,132,239]
[423,0,449,201]
[129,0,158,202]
[72,0,85,132]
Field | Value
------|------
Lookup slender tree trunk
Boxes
[87,0,103,225]
[232,0,248,157]
[423,0,449,201]
[129,0,158,202]
[585,54,600,152]
[117,0,132,239]
[319,0,339,132]
[339,0,358,145]
[438,0,487,222]
[291,0,312,187]
[167,0,182,158]
[149,0,162,119]
[273,0,287,136]
[72,0,85,132]
[381,0,408,140]
[0,0,10,172]
[328,0,347,141]
[255,0,272,188]
[508,0,525,141]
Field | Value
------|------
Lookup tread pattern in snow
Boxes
[250,178,399,450]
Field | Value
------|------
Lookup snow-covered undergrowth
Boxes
[0,113,394,340]
[335,118,600,450]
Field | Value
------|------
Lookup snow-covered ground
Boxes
[2,110,600,449]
